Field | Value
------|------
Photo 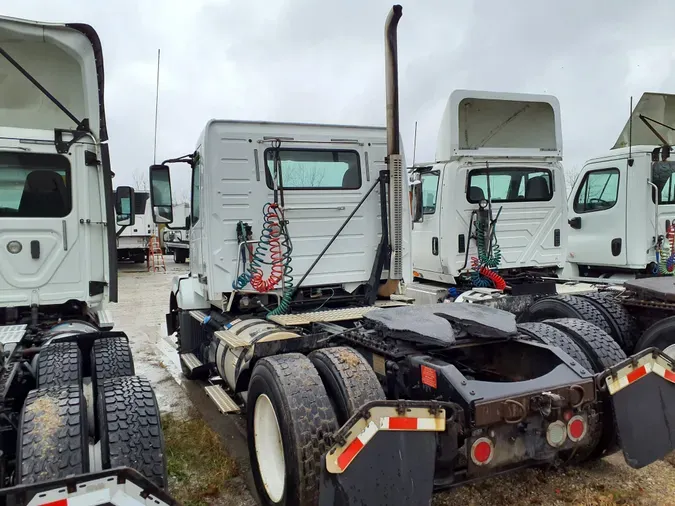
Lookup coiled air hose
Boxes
[471,213,506,290]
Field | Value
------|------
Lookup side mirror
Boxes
[410,180,424,223]
[149,164,173,224]
[115,186,135,227]
[569,217,582,229]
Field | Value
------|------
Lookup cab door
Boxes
[411,168,444,279]
[566,161,627,267]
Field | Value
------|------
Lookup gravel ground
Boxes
[112,262,675,506]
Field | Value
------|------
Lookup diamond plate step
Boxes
[214,329,249,349]
[204,385,240,414]
[267,306,379,326]
[180,353,203,372]
[96,310,115,330]
[0,324,27,344]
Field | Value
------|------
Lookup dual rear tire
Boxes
[18,336,167,489]
[247,347,384,506]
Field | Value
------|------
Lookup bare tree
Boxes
[132,169,149,191]
[173,188,190,205]
[564,166,581,195]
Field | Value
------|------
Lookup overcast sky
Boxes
[5,0,675,193]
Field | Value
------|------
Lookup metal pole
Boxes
[153,49,161,164]
[412,120,418,166]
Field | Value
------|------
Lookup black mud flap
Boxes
[318,430,437,506]
[605,348,675,468]
[317,400,453,506]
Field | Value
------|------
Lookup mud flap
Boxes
[318,401,451,506]
[318,431,437,506]
[604,348,675,468]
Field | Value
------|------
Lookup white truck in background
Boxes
[115,189,156,263]
[407,90,572,304]
[0,13,172,505]
[162,202,190,263]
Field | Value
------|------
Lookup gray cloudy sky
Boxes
[5,0,675,193]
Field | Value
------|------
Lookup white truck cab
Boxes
[565,92,675,280]
[115,190,156,263]
[407,90,567,301]
[0,15,131,319]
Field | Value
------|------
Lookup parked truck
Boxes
[148,5,675,506]
[162,202,190,263]
[115,190,156,263]
[0,14,170,506]
[404,89,675,360]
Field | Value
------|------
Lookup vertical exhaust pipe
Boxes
[380,4,404,296]
[385,5,403,157]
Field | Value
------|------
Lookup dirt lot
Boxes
[113,262,675,506]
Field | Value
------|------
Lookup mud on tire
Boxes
[17,385,89,484]
[247,353,338,506]
[97,376,167,489]
[91,336,135,391]
[36,341,82,388]
[309,346,385,425]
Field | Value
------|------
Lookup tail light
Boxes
[546,420,567,447]
[470,437,494,466]
[567,415,587,442]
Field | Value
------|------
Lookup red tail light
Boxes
[470,437,494,466]
[567,415,587,442]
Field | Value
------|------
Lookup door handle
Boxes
[568,217,581,229]
[432,237,439,256]
[30,240,40,259]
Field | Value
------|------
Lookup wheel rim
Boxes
[664,344,675,360]
[254,394,286,503]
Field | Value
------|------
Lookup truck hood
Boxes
[0,15,106,141]
[613,92,675,150]
[435,89,562,162]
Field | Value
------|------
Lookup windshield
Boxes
[467,167,553,203]
[0,152,71,218]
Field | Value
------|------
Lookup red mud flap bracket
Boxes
[600,347,675,469]
[318,400,455,506]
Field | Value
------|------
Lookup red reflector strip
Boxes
[388,417,418,430]
[336,437,364,470]
[626,365,647,384]
[40,500,68,506]
[664,368,675,383]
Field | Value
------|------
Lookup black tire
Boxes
[91,337,135,392]
[520,295,613,337]
[543,318,626,372]
[634,315,675,354]
[247,353,338,506]
[17,385,89,484]
[97,376,167,489]
[36,341,82,388]
[577,292,639,352]
[517,322,594,373]
[544,318,627,459]
[309,347,385,425]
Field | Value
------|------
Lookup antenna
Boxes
[628,95,634,167]
[153,48,161,164]
[412,121,418,166]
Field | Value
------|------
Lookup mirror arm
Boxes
[116,225,128,238]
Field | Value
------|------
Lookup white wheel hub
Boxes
[663,343,675,360]
[254,394,286,503]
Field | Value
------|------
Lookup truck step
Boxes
[204,385,240,414]
[267,306,379,326]
[189,310,209,323]
[180,352,203,372]
[214,329,250,348]
[0,324,27,345]
[96,309,115,330]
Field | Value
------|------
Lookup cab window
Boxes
[573,168,619,213]
[0,152,71,218]
[420,171,440,214]
[467,167,552,203]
